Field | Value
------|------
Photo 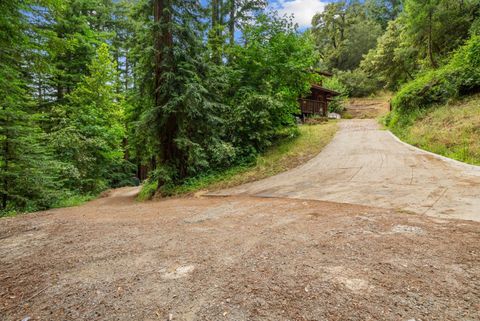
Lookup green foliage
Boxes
[402,0,478,69]
[389,36,480,117]
[312,1,383,71]
[52,193,96,209]
[335,69,383,97]
[0,0,62,214]
[327,0,479,98]
[361,19,417,91]
[138,9,319,191]
[227,16,318,155]
[471,16,480,36]
[365,0,403,28]
[51,43,133,193]
[137,179,158,202]
[322,77,348,113]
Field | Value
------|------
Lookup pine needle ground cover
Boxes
[138,121,338,200]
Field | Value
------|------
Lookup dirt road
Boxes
[1,189,480,321]
[212,119,480,221]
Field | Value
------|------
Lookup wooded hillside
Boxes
[1,0,479,215]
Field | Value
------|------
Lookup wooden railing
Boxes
[299,99,327,116]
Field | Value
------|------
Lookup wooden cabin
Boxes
[299,84,340,118]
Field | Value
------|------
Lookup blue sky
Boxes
[268,0,337,28]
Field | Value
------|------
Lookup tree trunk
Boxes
[1,133,9,210]
[229,0,235,46]
[212,0,218,29]
[211,0,221,63]
[125,50,129,92]
[428,10,438,69]
[153,0,181,186]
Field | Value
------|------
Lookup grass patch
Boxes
[137,180,158,201]
[389,94,480,165]
[52,193,97,209]
[142,121,338,198]
[0,193,97,218]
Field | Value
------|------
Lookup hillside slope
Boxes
[390,94,480,166]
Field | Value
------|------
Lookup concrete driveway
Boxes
[212,120,480,221]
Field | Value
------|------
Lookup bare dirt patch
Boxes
[1,189,479,321]
[345,97,390,119]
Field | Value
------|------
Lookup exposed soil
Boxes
[345,98,390,119]
[1,188,480,321]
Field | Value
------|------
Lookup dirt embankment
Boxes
[344,97,390,119]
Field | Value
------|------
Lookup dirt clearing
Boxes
[1,189,479,321]
[345,97,390,119]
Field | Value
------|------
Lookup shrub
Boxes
[390,35,480,115]
[137,180,158,201]
[230,92,297,157]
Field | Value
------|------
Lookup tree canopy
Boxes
[1,0,321,214]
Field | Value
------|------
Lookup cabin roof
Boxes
[311,84,341,96]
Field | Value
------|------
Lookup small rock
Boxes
[392,225,424,235]
[328,112,341,119]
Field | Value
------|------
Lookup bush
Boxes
[137,180,158,201]
[390,36,480,115]
[470,17,480,36]
[230,92,298,157]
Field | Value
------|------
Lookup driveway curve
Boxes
[212,119,480,221]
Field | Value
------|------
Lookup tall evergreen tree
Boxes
[51,44,129,193]
[145,0,230,187]
[0,1,60,213]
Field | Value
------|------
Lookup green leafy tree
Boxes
[361,19,418,91]
[135,0,233,188]
[228,0,267,46]
[311,1,383,71]
[323,77,348,113]
[365,0,402,28]
[402,0,479,69]
[227,14,319,154]
[42,0,112,102]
